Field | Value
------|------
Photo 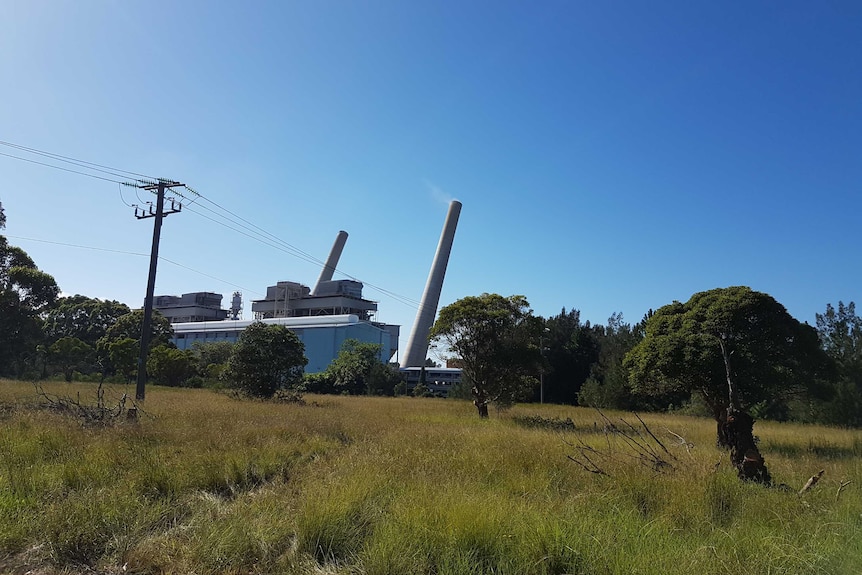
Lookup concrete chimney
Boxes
[402,200,462,367]
[311,230,348,296]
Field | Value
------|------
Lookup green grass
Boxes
[1,380,860,574]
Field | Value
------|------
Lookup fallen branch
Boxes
[836,480,852,502]
[799,469,825,496]
[33,382,140,427]
[566,411,683,476]
[665,428,694,456]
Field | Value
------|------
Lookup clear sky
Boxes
[2,1,860,356]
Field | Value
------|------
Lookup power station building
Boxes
[171,314,396,373]
[154,201,461,377]
[154,230,399,374]
[152,292,228,323]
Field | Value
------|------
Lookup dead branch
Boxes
[836,480,852,502]
[665,428,694,456]
[799,470,825,496]
[32,382,138,427]
[633,413,676,461]
[566,410,678,475]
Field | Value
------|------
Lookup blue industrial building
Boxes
[155,230,403,375]
[170,314,397,373]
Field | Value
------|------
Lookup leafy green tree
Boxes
[541,308,600,405]
[48,336,93,382]
[627,287,829,426]
[43,295,131,347]
[147,345,195,387]
[578,313,646,409]
[816,301,862,426]
[190,340,234,369]
[224,322,307,398]
[95,309,173,377]
[189,340,234,384]
[327,339,401,395]
[625,287,830,482]
[107,337,138,383]
[99,309,173,348]
[304,339,402,396]
[430,293,541,417]
[0,204,60,376]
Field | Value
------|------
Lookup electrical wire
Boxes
[117,182,135,207]
[4,234,263,296]
[183,202,424,309]
[0,138,423,310]
[0,140,156,180]
[174,190,423,308]
[0,151,128,184]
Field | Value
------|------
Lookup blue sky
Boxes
[2,1,860,356]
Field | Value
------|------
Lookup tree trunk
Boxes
[722,408,771,484]
[714,406,732,449]
[475,401,489,418]
[473,386,489,418]
[701,391,731,448]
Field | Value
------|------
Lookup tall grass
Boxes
[0,380,860,574]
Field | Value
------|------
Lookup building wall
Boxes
[399,367,463,397]
[171,315,395,374]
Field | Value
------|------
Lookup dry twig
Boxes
[836,480,852,501]
[799,469,825,496]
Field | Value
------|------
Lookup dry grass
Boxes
[1,380,860,574]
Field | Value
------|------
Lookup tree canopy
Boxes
[44,294,131,347]
[626,286,830,425]
[304,339,402,396]
[224,322,307,398]
[816,301,862,426]
[0,205,60,376]
[48,336,94,382]
[99,309,173,348]
[430,293,541,417]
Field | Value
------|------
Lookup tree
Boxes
[429,293,541,417]
[43,295,131,348]
[541,308,600,405]
[107,337,138,383]
[578,313,651,410]
[224,322,307,398]
[325,339,402,396]
[303,339,402,396]
[48,336,93,382]
[147,345,195,387]
[99,309,173,348]
[625,286,830,483]
[95,309,173,377]
[189,340,234,383]
[0,204,60,376]
[816,301,862,426]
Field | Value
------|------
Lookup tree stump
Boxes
[722,409,771,484]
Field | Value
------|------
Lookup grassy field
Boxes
[1,380,860,575]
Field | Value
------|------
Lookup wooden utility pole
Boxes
[133,179,183,400]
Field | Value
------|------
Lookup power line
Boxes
[0,151,128,184]
[118,183,135,207]
[4,234,262,296]
[1,138,423,310]
[175,192,423,308]
[0,140,156,180]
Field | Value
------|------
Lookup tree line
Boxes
[0,200,408,396]
[429,291,861,431]
[2,198,860,428]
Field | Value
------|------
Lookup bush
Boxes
[224,323,307,398]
